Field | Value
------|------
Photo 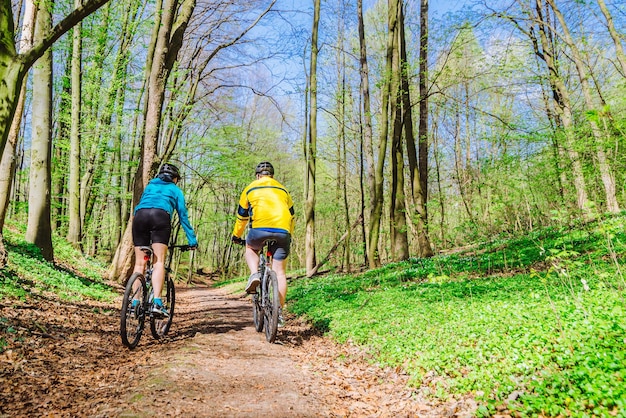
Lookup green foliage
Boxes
[288,215,626,416]
[1,223,117,302]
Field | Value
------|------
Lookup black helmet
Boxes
[159,163,180,180]
[255,161,274,176]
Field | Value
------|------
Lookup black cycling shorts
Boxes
[132,208,171,246]
[246,228,291,261]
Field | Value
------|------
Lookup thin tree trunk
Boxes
[357,0,373,267]
[596,0,626,77]
[418,0,429,206]
[67,0,82,248]
[335,12,350,271]
[52,68,69,232]
[305,0,320,277]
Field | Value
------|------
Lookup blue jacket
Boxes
[134,177,198,247]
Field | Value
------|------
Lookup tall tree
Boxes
[357,0,374,267]
[67,0,83,248]
[389,0,408,261]
[402,0,432,257]
[109,0,196,281]
[305,0,320,277]
[25,0,54,260]
[368,0,398,268]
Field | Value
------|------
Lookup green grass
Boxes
[0,221,118,302]
[288,214,626,417]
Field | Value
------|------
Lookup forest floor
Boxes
[0,280,479,417]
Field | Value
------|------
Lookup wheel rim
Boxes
[150,278,175,339]
[264,272,279,343]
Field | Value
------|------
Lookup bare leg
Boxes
[150,243,168,299]
[245,245,260,274]
[133,246,148,275]
[132,247,148,296]
[272,258,288,308]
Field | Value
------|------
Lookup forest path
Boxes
[0,283,477,417]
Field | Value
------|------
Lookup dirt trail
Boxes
[0,283,477,417]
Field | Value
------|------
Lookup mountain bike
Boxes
[251,240,281,343]
[120,244,192,349]
[234,238,280,343]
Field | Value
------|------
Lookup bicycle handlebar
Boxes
[169,244,195,251]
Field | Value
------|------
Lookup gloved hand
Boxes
[231,236,245,246]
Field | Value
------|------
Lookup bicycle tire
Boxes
[252,291,264,332]
[150,277,175,339]
[264,270,280,343]
[120,273,147,349]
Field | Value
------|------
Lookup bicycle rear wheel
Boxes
[264,270,280,343]
[120,273,147,349]
[150,276,175,339]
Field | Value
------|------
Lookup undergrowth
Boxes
[0,221,117,302]
[288,214,626,417]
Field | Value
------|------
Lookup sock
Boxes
[132,299,140,307]
[154,298,163,306]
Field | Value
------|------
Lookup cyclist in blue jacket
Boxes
[132,163,198,316]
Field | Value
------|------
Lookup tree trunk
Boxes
[401,0,432,258]
[357,0,373,267]
[305,0,320,277]
[26,0,54,261]
[596,0,626,77]
[67,0,82,248]
[334,13,350,272]
[389,2,408,261]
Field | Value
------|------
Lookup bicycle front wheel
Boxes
[120,273,147,349]
[264,270,280,343]
[150,276,175,339]
[252,291,264,332]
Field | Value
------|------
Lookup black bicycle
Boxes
[120,244,192,349]
[234,239,280,343]
[251,241,281,343]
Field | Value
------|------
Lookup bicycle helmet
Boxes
[255,161,274,176]
[158,163,181,181]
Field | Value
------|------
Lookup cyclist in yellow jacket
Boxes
[232,162,294,322]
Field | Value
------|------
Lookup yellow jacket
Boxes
[232,176,294,238]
